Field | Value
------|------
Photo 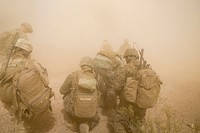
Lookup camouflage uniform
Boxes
[0,28,29,41]
[0,23,33,65]
[60,57,100,132]
[1,38,55,133]
[0,23,32,46]
[0,39,33,133]
[118,61,138,107]
[109,105,136,133]
[110,48,146,133]
[0,39,32,107]
[94,50,126,111]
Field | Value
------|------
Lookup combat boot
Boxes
[14,120,27,133]
[79,123,89,133]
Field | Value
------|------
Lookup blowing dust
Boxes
[0,0,200,129]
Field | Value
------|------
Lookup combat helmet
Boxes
[21,22,33,33]
[123,48,139,58]
[15,38,33,53]
[80,56,93,68]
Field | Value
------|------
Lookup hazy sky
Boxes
[0,0,200,83]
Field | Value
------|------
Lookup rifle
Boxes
[138,48,144,69]
[4,32,19,71]
[138,48,150,68]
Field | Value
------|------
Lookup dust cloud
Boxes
[1,0,200,118]
[1,0,200,83]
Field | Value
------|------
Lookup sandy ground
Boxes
[0,76,200,133]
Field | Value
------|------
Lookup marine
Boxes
[109,47,162,133]
[60,56,100,133]
[0,38,53,132]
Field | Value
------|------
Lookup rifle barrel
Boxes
[5,32,19,70]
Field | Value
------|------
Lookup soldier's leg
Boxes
[134,107,146,125]
[61,109,78,132]
[108,109,128,133]
[113,123,127,133]
[89,112,100,130]
[133,105,146,132]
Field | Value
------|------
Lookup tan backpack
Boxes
[123,77,138,103]
[93,50,121,71]
[13,60,52,116]
[0,58,24,104]
[73,71,98,118]
[136,67,162,108]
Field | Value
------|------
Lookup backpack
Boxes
[93,54,113,70]
[123,77,138,103]
[0,58,24,104]
[13,60,52,116]
[73,71,98,118]
[135,67,162,108]
[94,50,121,71]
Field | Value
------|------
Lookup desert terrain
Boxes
[0,0,200,132]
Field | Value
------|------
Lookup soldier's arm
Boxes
[0,62,7,80]
[114,66,126,92]
[59,73,75,95]
[0,70,5,81]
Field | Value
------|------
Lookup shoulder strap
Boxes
[71,71,82,92]
[33,61,49,86]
